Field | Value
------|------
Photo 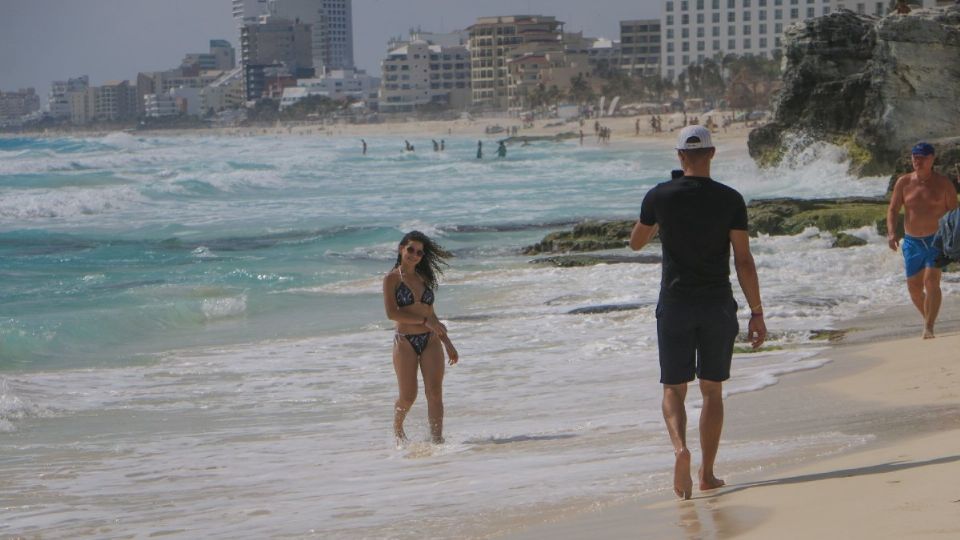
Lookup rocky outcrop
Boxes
[749,6,960,176]
[530,254,661,267]
[523,197,894,257]
[522,220,634,254]
[747,197,894,236]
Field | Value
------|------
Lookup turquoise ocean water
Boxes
[0,132,937,538]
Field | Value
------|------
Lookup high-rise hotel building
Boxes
[659,0,943,80]
[467,15,564,109]
[233,0,354,73]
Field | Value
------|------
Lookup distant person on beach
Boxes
[886,142,958,339]
[362,139,367,155]
[629,125,767,500]
[383,231,459,445]
[405,140,414,152]
[497,141,507,158]
[440,139,445,151]
[432,139,439,152]
[477,140,483,159]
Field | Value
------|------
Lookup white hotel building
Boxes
[660,0,944,80]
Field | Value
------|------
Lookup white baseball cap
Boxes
[675,125,714,150]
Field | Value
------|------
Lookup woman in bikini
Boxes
[383,231,459,444]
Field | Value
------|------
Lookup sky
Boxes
[0,0,660,100]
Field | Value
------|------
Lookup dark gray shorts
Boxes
[655,296,739,385]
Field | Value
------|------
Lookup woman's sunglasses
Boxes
[405,246,425,257]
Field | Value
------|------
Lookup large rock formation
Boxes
[749,6,960,176]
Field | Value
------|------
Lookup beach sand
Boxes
[499,301,960,539]
[7,111,756,149]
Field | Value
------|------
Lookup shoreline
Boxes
[0,111,757,148]
[497,300,960,539]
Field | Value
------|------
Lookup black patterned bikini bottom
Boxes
[395,332,431,357]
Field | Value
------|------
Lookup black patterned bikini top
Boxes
[395,270,434,307]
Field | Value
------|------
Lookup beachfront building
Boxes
[0,88,41,125]
[467,15,565,109]
[379,38,471,113]
[182,40,237,71]
[659,0,895,80]
[505,50,592,113]
[580,37,622,72]
[144,93,179,117]
[280,69,380,110]
[69,81,138,124]
[201,67,245,113]
[241,15,315,101]
[48,76,90,119]
[387,29,469,50]
[234,0,354,73]
[619,19,662,77]
[136,68,226,116]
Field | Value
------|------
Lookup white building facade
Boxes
[379,40,471,113]
[48,76,90,118]
[201,67,245,112]
[280,69,380,109]
[144,93,179,117]
[659,0,944,80]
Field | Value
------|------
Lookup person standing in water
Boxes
[383,231,459,445]
[629,125,766,499]
[886,142,958,338]
[362,139,367,155]
[497,141,507,158]
[477,140,483,159]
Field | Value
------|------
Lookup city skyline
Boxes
[0,0,659,100]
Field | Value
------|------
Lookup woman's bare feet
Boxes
[674,448,693,499]
[923,326,935,339]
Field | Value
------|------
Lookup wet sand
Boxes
[499,301,960,539]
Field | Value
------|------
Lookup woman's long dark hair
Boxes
[393,231,450,290]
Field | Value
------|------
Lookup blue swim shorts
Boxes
[902,234,939,278]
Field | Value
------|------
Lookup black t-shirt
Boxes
[639,176,748,301]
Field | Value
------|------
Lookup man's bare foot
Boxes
[395,430,409,448]
[923,326,935,339]
[673,448,693,500]
[431,435,445,445]
[699,470,726,491]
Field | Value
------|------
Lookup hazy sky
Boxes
[0,0,659,99]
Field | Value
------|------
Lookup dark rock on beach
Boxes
[749,6,960,177]
[524,197,895,257]
[530,253,661,267]
[831,232,868,248]
[567,303,644,314]
[522,220,635,255]
[747,197,892,237]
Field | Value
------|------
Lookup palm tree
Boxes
[568,74,596,105]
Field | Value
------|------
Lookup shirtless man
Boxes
[887,142,959,338]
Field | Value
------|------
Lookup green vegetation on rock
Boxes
[746,197,888,236]
[831,232,868,248]
[522,220,635,255]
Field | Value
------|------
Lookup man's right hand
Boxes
[748,315,767,349]
[887,235,899,251]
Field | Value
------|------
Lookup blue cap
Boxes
[912,142,935,156]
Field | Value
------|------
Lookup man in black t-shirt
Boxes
[629,125,767,500]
